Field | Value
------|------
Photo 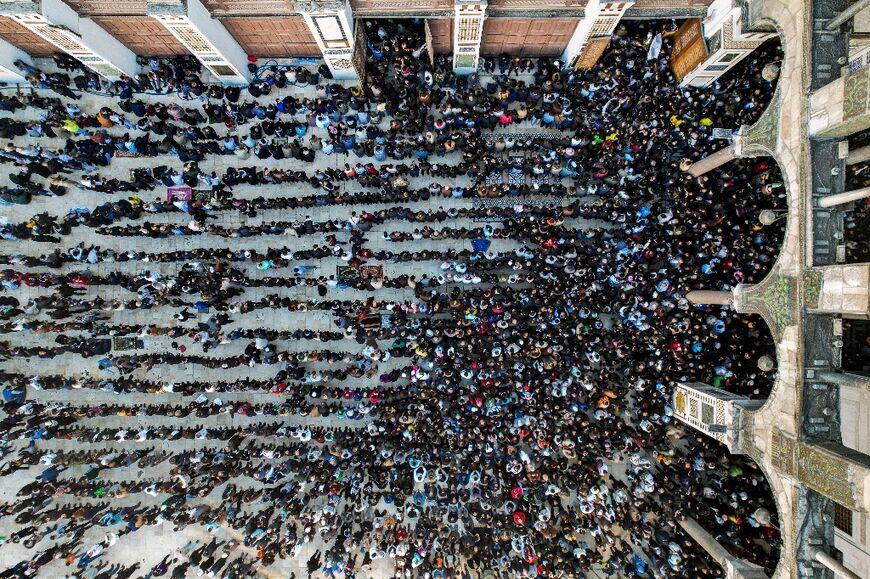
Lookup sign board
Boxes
[166,186,193,202]
[711,127,733,140]
[574,37,610,70]
[671,19,708,82]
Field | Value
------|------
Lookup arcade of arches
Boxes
[0,0,866,578]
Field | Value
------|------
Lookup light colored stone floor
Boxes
[0,61,645,579]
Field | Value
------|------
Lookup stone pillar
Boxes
[846,144,870,165]
[810,71,870,139]
[797,441,870,512]
[0,37,29,83]
[808,547,862,579]
[807,264,870,317]
[2,0,138,80]
[818,187,870,208]
[452,0,486,75]
[148,0,251,85]
[686,290,733,306]
[815,370,870,390]
[685,145,736,177]
[296,0,358,81]
[679,518,770,578]
[561,0,634,69]
[826,0,870,31]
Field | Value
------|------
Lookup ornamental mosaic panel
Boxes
[457,17,482,43]
[742,274,796,342]
[843,65,870,122]
[722,21,765,51]
[770,429,796,476]
[588,17,618,38]
[328,57,352,69]
[797,444,855,509]
[803,269,823,309]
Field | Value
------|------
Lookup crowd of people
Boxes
[0,18,785,579]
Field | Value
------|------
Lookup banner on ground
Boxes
[167,186,193,202]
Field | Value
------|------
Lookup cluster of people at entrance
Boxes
[0,18,784,579]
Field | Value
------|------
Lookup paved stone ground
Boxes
[0,58,644,579]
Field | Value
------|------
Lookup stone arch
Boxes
[709,1,808,575]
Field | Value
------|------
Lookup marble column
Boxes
[846,144,870,165]
[818,187,870,208]
[685,145,736,177]
[815,370,870,391]
[826,0,870,31]
[808,547,862,579]
[686,290,733,306]
[679,518,770,578]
